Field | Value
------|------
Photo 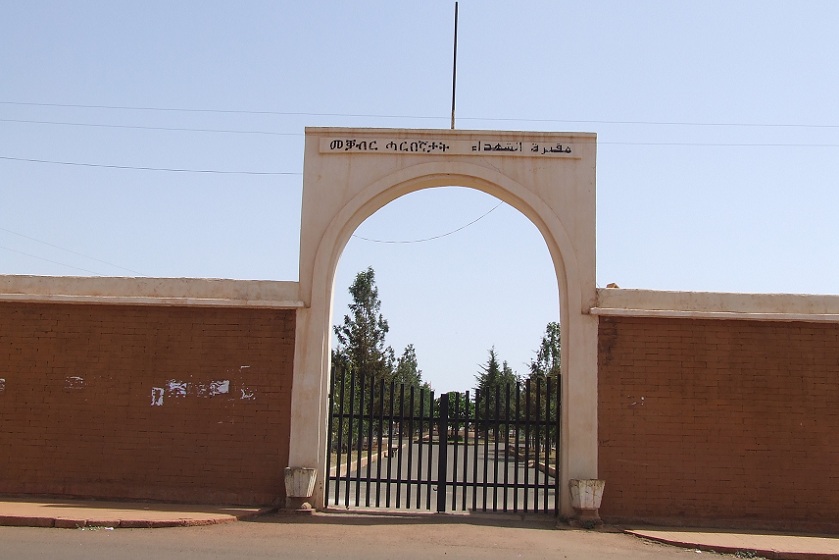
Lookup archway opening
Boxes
[333,186,559,394]
[327,186,561,513]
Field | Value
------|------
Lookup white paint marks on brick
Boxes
[209,380,230,396]
[0,378,5,393]
[151,387,164,406]
[65,376,84,390]
[166,379,190,397]
[151,378,253,404]
[238,365,255,400]
[194,379,229,397]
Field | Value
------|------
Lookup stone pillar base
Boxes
[284,467,317,513]
[568,479,605,529]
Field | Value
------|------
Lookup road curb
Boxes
[0,505,276,529]
[626,529,839,560]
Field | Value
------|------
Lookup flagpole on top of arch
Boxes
[451,2,458,130]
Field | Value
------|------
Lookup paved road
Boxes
[328,440,556,513]
[0,512,726,560]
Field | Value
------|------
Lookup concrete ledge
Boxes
[0,275,303,309]
[594,288,839,322]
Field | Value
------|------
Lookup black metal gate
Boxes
[326,365,560,514]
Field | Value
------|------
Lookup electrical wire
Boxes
[0,117,302,136]
[0,100,441,121]
[1,101,836,178]
[0,156,301,175]
[0,244,104,275]
[2,137,836,179]
[352,201,503,244]
[600,141,839,148]
[0,226,145,276]
[2,100,837,129]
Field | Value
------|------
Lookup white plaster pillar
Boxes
[559,311,600,518]
[287,303,331,509]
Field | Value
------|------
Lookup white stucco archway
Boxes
[290,128,598,517]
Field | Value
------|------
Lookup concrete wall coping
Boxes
[593,288,839,322]
[0,275,303,309]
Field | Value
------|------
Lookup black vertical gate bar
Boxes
[365,375,375,507]
[534,376,542,511]
[513,382,521,512]
[451,392,460,511]
[543,377,552,512]
[354,372,365,507]
[535,378,540,511]
[461,390,470,512]
[482,386,490,511]
[344,369,357,508]
[406,385,416,509]
[416,388,425,509]
[503,382,511,512]
[436,392,449,513]
[395,383,406,508]
[334,365,347,506]
[425,393,435,510]
[375,378,385,507]
[471,389,479,512]
[326,364,335,505]
[385,380,395,508]
[492,384,500,511]
[523,377,531,511]
[555,377,561,515]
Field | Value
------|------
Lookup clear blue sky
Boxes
[2,2,837,393]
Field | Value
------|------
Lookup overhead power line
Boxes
[353,201,503,244]
[0,226,145,276]
[2,100,837,129]
[4,118,839,147]
[0,100,440,121]
[2,137,836,179]
[600,141,839,148]
[0,117,301,136]
[0,244,104,275]
[0,155,301,175]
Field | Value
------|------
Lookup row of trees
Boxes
[330,267,560,451]
[473,321,561,414]
[333,266,560,397]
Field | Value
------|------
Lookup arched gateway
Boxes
[289,128,599,517]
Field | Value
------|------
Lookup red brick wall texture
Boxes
[0,302,295,506]
[598,316,839,531]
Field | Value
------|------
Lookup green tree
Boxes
[333,266,394,383]
[393,343,422,386]
[525,322,561,460]
[474,347,518,423]
[528,321,561,380]
[393,343,433,420]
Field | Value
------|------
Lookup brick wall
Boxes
[598,316,839,531]
[0,302,296,506]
